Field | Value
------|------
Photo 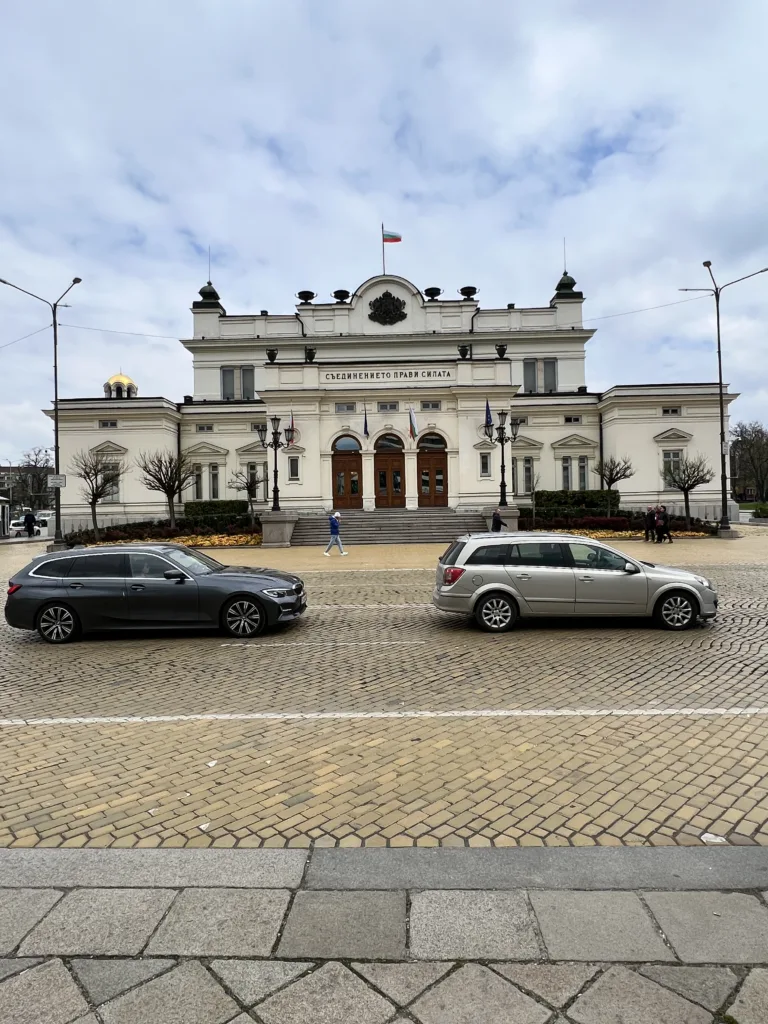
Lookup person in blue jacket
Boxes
[324,511,347,556]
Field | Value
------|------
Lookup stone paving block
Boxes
[209,959,314,1005]
[98,961,238,1024]
[18,888,176,956]
[70,957,176,1005]
[530,891,674,961]
[491,962,599,1007]
[645,891,768,963]
[569,966,711,1024]
[723,967,768,1024]
[410,890,540,960]
[0,958,89,1024]
[277,890,406,959]
[352,962,453,1005]
[410,963,551,1024]
[639,965,738,1011]
[0,889,62,954]
[257,961,395,1024]
[146,887,289,956]
[0,958,43,983]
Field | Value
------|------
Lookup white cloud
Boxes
[1,0,767,458]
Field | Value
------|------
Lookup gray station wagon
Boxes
[433,533,718,632]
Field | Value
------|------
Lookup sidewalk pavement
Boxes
[2,848,768,1022]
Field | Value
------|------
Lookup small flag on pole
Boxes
[382,228,402,243]
[363,404,369,438]
[409,406,419,440]
[485,400,493,431]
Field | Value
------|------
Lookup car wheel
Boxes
[475,593,517,633]
[222,596,266,639]
[655,590,697,631]
[37,603,81,644]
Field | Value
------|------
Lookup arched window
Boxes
[126,385,136,398]
[333,435,361,452]
[375,434,404,451]
[418,433,447,452]
[114,384,124,398]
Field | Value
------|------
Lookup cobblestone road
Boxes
[1,538,768,848]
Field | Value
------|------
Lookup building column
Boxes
[320,454,333,511]
[362,452,375,511]
[405,450,418,510]
[448,451,460,508]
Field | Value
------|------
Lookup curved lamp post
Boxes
[256,415,295,512]
[0,276,81,544]
[679,261,768,531]
[484,410,521,507]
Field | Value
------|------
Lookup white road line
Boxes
[3,707,768,727]
[221,640,428,648]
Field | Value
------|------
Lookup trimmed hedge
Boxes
[533,490,607,509]
[64,515,261,546]
[184,500,250,521]
[753,505,768,519]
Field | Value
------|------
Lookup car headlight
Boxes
[694,575,711,589]
[263,588,294,598]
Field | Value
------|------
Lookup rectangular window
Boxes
[508,542,567,568]
[523,456,533,494]
[421,400,441,411]
[511,458,518,495]
[221,368,235,401]
[193,464,203,500]
[578,455,588,491]
[480,453,491,478]
[251,422,262,431]
[513,416,528,426]
[662,407,681,416]
[543,359,557,393]
[69,553,126,578]
[196,424,213,433]
[523,359,537,394]
[288,456,300,481]
[99,420,117,429]
[262,461,268,502]
[102,463,120,503]
[210,463,219,500]
[241,367,255,401]
[336,402,356,414]
[562,457,571,490]
[378,401,399,413]
[663,449,682,487]
[564,415,581,424]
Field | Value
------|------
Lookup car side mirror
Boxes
[164,569,186,581]
[624,562,639,574]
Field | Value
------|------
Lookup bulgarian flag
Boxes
[409,406,419,440]
[382,228,402,243]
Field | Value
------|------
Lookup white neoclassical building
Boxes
[51,271,736,534]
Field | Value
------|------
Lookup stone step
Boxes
[290,510,488,545]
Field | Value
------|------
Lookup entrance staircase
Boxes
[290,508,489,546]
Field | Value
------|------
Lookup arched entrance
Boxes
[332,435,363,509]
[418,433,448,507]
[374,434,406,508]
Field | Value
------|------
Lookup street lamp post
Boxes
[680,262,768,532]
[484,410,521,507]
[0,276,82,544]
[255,415,296,512]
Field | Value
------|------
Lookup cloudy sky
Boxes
[1,0,766,459]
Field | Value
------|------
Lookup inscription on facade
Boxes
[323,368,454,381]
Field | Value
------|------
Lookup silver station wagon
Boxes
[433,533,718,633]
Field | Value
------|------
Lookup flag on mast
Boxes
[363,404,369,438]
[485,399,493,431]
[382,228,402,243]
[409,406,419,440]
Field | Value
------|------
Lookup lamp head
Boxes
[72,277,82,284]
[270,415,281,433]
[703,261,712,268]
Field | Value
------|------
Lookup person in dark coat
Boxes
[491,508,507,533]
[23,512,36,539]
[644,506,656,542]
[660,505,673,543]
[323,512,347,556]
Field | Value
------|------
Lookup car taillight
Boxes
[7,583,21,596]
[442,567,465,586]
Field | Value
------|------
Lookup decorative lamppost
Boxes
[485,411,521,507]
[256,415,295,512]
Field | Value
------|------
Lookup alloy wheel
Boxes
[480,597,514,631]
[661,595,693,628]
[38,606,75,642]
[226,600,263,637]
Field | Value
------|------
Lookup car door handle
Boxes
[516,573,531,580]
[579,576,594,582]
[68,583,84,589]
[130,584,145,591]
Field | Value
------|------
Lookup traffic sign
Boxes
[48,474,66,489]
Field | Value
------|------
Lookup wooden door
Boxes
[375,453,406,508]
[332,452,363,509]
[418,451,448,507]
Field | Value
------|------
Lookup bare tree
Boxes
[530,471,541,528]
[70,450,126,541]
[663,453,715,529]
[592,456,635,515]
[15,447,54,509]
[229,467,266,526]
[136,450,197,527]
[731,421,768,502]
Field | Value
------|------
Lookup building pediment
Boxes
[185,441,229,456]
[653,428,693,445]
[88,441,128,456]
[509,434,544,450]
[473,439,496,451]
[236,440,269,457]
[551,433,598,450]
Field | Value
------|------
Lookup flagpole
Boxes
[381,222,385,275]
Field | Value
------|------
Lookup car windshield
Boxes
[165,548,224,576]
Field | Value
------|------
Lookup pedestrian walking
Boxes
[323,511,347,556]
[491,508,507,533]
[660,505,673,544]
[23,511,36,539]
[644,506,656,542]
